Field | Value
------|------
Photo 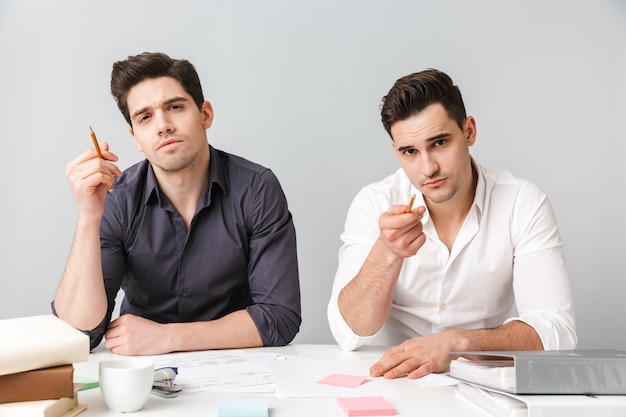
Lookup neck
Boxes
[427,163,477,225]
[153,147,210,228]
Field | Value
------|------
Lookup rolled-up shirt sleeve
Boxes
[505,183,577,350]
[328,295,379,351]
[245,169,301,346]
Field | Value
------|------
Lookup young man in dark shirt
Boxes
[54,52,301,354]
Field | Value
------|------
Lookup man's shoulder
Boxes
[478,164,547,204]
[211,147,285,200]
[481,164,524,184]
[213,147,270,177]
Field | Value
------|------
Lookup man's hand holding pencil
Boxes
[65,127,122,221]
[377,194,427,259]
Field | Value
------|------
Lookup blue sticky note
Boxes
[217,399,269,417]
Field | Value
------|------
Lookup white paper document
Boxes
[264,355,399,399]
[411,372,459,388]
[149,350,274,393]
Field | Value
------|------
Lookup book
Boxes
[0,385,86,417]
[449,349,626,395]
[454,382,626,417]
[0,364,74,403]
[0,314,89,376]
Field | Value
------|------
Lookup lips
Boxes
[423,178,446,188]
[157,138,183,151]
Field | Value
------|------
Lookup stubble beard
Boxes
[422,182,460,204]
[421,160,472,205]
[153,145,201,173]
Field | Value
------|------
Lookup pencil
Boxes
[405,194,416,213]
[89,126,103,158]
[89,126,112,190]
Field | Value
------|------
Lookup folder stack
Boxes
[0,315,90,417]
[448,350,626,417]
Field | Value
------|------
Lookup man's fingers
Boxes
[370,347,411,378]
[383,356,424,379]
[407,362,435,379]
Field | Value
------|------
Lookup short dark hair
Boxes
[380,68,466,137]
[110,52,205,126]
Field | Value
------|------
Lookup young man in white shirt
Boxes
[327,69,576,379]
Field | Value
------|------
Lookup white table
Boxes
[74,344,460,416]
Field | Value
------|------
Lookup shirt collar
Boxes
[207,145,227,195]
[143,164,160,206]
[472,158,486,220]
[142,144,226,208]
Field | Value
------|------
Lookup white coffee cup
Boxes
[99,358,154,413]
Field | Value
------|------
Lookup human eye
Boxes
[135,113,151,124]
[403,148,417,156]
[433,139,446,147]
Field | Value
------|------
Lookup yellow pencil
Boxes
[405,194,416,213]
[89,126,103,158]
[89,127,112,191]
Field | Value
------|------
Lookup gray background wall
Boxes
[1,0,624,349]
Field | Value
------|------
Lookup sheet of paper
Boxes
[265,355,398,399]
[410,372,458,388]
[148,350,274,393]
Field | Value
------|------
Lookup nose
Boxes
[421,153,439,177]
[155,111,174,136]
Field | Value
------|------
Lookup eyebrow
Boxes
[396,133,450,153]
[130,96,190,120]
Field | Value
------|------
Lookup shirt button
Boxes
[440,303,447,311]
[180,289,190,297]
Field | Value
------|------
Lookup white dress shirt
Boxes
[328,162,577,351]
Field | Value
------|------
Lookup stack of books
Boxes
[449,350,626,417]
[0,315,90,417]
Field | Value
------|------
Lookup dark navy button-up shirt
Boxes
[76,145,301,349]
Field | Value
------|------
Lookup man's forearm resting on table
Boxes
[370,321,544,379]
[158,310,264,353]
[77,300,301,354]
[100,310,264,356]
[455,321,544,352]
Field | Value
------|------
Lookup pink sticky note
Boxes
[318,374,368,388]
[337,396,396,416]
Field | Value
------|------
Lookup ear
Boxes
[129,127,144,153]
[390,139,403,163]
[201,101,214,129]
[464,116,477,147]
